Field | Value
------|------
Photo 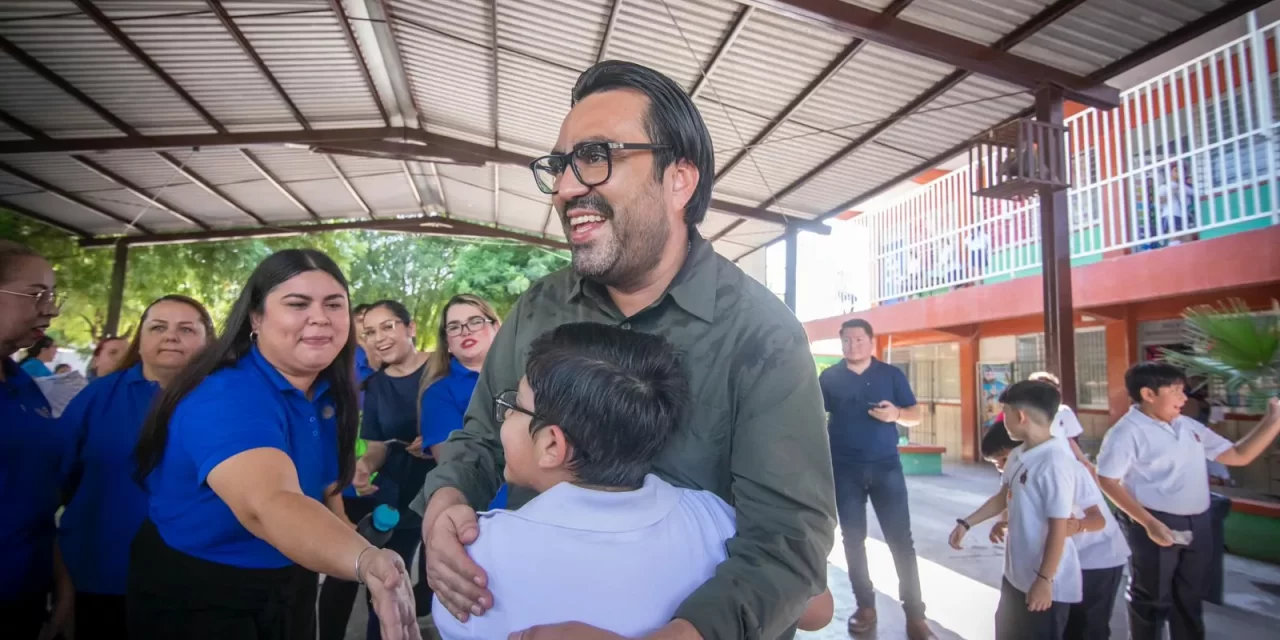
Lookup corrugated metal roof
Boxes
[0,0,1247,258]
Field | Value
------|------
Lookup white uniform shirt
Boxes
[432,474,736,639]
[1068,462,1130,570]
[1051,405,1084,440]
[1002,442,1083,603]
[1096,406,1233,515]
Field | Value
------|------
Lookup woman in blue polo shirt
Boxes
[0,240,69,640]
[128,249,420,640]
[57,294,214,638]
[321,298,432,640]
[418,294,506,507]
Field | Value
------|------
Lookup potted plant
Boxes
[1160,298,1278,413]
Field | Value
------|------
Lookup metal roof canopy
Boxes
[0,0,1265,261]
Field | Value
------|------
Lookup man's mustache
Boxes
[560,194,614,221]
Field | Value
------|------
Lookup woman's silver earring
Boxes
[249,330,259,342]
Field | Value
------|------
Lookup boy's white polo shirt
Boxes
[1051,404,1084,441]
[1096,406,1232,515]
[1068,462,1130,570]
[432,474,736,640]
[1002,441,1082,603]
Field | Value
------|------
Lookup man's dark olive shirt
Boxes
[417,231,837,639]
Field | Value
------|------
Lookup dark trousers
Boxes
[317,526,427,640]
[128,520,317,640]
[1064,565,1123,640]
[996,578,1069,640]
[1120,508,1212,640]
[76,592,129,640]
[833,456,925,620]
[0,592,47,640]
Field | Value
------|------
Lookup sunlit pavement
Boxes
[798,463,1280,640]
[343,464,1280,639]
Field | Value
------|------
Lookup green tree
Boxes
[1,211,568,351]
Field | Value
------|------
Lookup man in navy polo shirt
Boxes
[820,319,933,639]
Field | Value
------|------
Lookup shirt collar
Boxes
[512,474,682,533]
[122,363,154,387]
[565,231,717,324]
[247,345,330,399]
[1123,405,1182,434]
[448,357,478,379]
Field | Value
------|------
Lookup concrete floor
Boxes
[339,463,1280,639]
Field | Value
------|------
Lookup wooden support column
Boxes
[1036,85,1077,408]
[784,225,799,312]
[958,333,980,462]
[104,241,129,337]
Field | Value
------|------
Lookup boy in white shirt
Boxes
[1027,372,1090,468]
[981,421,1128,639]
[432,323,832,639]
[1096,362,1280,640]
[949,381,1085,639]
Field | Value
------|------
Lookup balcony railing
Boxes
[847,15,1280,307]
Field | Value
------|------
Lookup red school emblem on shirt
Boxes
[1020,469,1028,485]
[1193,432,1201,442]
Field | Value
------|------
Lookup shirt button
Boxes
[621,322,632,330]
[313,430,319,437]
[309,417,316,423]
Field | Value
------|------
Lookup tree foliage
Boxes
[1,212,568,351]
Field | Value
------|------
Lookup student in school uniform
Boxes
[950,381,1096,640]
[57,295,214,638]
[0,241,70,640]
[432,323,835,639]
[127,250,420,640]
[1027,372,1092,467]
[981,420,1129,639]
[1096,362,1280,640]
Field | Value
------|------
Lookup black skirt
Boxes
[127,520,317,640]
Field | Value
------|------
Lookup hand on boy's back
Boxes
[425,502,491,621]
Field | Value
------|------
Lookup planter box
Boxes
[899,444,946,476]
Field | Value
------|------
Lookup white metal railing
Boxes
[846,14,1280,307]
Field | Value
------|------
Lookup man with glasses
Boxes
[416,61,836,640]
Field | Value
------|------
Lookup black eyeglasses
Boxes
[529,141,669,195]
[445,316,493,338]
[493,389,538,425]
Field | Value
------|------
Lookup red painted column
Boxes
[958,335,980,462]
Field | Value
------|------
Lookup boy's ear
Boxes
[534,424,571,470]
[1139,386,1158,404]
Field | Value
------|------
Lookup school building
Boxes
[790,10,1280,553]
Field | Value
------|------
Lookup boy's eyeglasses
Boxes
[494,389,538,425]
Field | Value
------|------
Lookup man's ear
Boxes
[534,424,571,470]
[665,158,698,219]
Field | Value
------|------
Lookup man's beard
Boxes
[564,192,669,288]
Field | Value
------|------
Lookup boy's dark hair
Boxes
[1125,361,1186,404]
[998,380,1061,424]
[981,421,1020,459]
[840,318,874,338]
[525,322,689,488]
[353,303,372,316]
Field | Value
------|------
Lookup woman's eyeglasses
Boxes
[445,316,493,338]
[360,319,403,341]
[0,288,63,312]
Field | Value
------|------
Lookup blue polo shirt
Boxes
[57,364,159,594]
[147,346,340,569]
[420,358,507,509]
[1,358,67,600]
[819,358,917,463]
